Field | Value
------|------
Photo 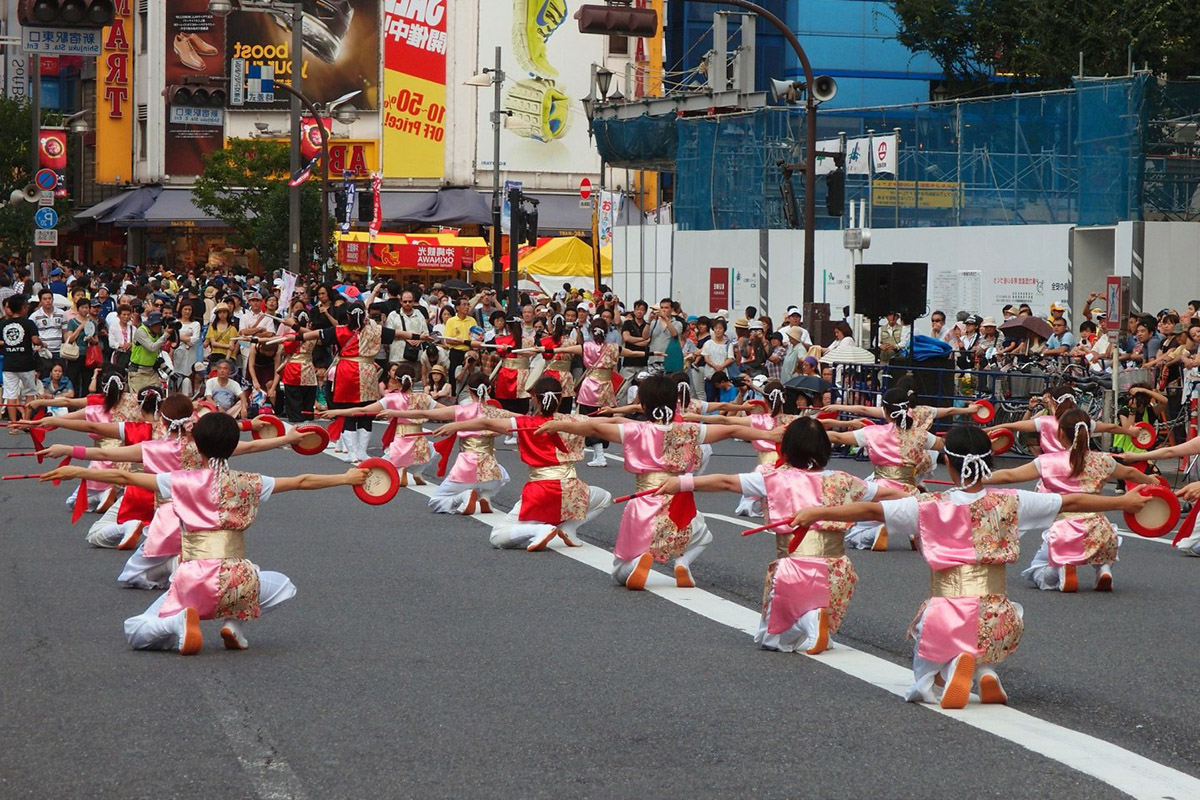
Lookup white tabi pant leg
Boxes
[845,520,884,550]
[612,556,639,585]
[254,569,297,616]
[697,443,713,475]
[116,540,176,590]
[123,592,185,650]
[1020,533,1060,590]
[675,514,713,570]
[733,494,762,517]
[85,504,126,548]
[905,612,947,704]
[558,486,612,542]
[489,501,554,548]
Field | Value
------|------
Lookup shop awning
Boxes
[379,187,492,227]
[75,186,162,224]
[335,231,488,274]
[123,188,227,228]
[471,236,611,279]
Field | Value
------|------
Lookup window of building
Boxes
[609,35,628,56]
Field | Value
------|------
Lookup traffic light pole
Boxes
[30,53,42,280]
[507,185,521,314]
[688,0,817,305]
[287,0,302,275]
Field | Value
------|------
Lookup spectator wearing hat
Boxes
[765,331,787,380]
[878,311,908,363]
[977,317,1001,354]
[48,266,68,296]
[955,315,982,369]
[784,306,812,349]
[739,319,768,377]
[128,311,169,391]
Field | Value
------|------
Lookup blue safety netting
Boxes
[657,75,1171,231]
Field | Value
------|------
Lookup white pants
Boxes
[844,520,885,550]
[755,604,826,653]
[85,504,131,548]
[117,541,177,590]
[905,602,1023,703]
[1020,532,1119,590]
[733,494,763,517]
[489,486,611,548]
[123,569,295,651]
[426,469,509,514]
[611,515,713,584]
[65,483,105,512]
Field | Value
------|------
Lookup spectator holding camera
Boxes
[128,311,170,392]
[386,289,431,384]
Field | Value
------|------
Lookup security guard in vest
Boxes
[128,311,170,392]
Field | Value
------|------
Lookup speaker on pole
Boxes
[854,262,928,322]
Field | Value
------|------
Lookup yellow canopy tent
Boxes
[471,236,612,280]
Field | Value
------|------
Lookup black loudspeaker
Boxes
[802,302,833,346]
[854,262,928,322]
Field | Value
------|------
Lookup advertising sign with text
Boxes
[165,0,226,176]
[94,0,133,183]
[382,0,446,178]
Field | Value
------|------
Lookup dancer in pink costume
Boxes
[790,425,1150,709]
[657,416,906,654]
[43,412,366,655]
[986,408,1155,592]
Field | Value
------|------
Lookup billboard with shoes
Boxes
[476,0,603,175]
[165,0,227,176]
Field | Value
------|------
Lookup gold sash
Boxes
[930,564,1006,597]
[635,470,673,493]
[589,367,613,382]
[503,357,531,370]
[757,450,780,467]
[182,529,246,562]
[529,464,577,481]
[547,358,571,372]
[352,355,376,367]
[788,528,845,558]
[462,436,494,456]
[397,423,424,435]
[286,350,311,365]
[875,465,917,485]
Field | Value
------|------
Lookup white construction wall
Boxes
[609,220,1196,330]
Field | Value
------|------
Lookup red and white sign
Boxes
[579,178,592,200]
[709,267,730,313]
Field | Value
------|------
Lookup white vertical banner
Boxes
[845,137,872,175]
[814,138,842,176]
[279,270,298,311]
[871,133,898,175]
[599,190,622,247]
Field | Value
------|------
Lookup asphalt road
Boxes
[2,423,1197,799]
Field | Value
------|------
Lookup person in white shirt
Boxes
[29,289,65,358]
[385,290,431,382]
[108,303,136,356]
[204,358,248,418]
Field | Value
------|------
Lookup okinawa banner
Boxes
[164,0,226,176]
[225,0,380,109]
[382,0,447,178]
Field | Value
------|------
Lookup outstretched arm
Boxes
[273,467,366,494]
[379,405,458,421]
[655,473,743,495]
[233,428,307,456]
[40,465,158,491]
[986,419,1036,434]
[28,396,89,410]
[933,403,981,420]
[320,400,385,418]
[535,418,623,444]
[792,501,884,528]
[1112,463,1159,486]
[1119,438,1200,463]
[1061,488,1150,515]
[431,416,511,438]
[826,429,859,446]
[39,442,145,464]
[985,462,1040,485]
[823,403,884,419]
[32,416,121,439]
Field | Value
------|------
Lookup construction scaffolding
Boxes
[626,75,1200,231]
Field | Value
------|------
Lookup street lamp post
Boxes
[466,48,507,296]
[688,0,819,304]
[209,0,304,274]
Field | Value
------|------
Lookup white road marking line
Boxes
[200,681,310,800]
[324,436,1200,796]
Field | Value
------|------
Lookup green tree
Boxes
[192,138,328,272]
[0,95,74,259]
[890,0,1200,90]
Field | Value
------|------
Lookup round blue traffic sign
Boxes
[34,207,58,229]
[34,169,57,191]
